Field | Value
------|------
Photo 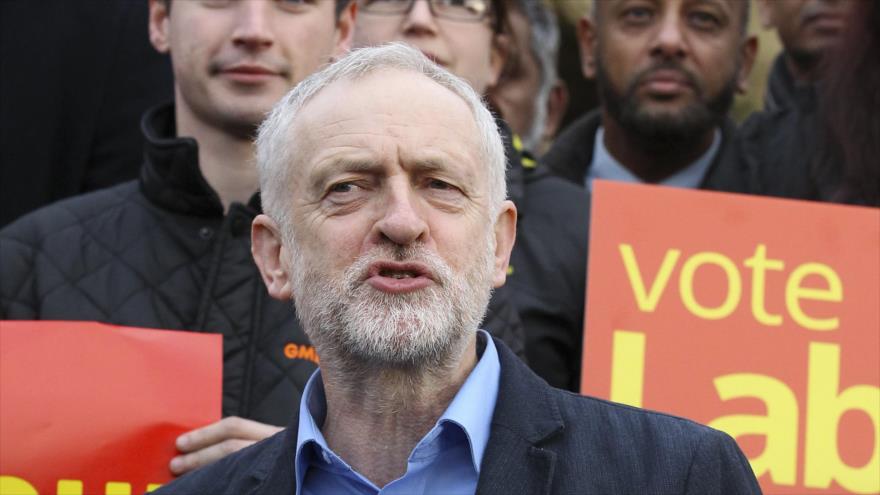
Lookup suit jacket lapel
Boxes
[251,406,301,494]
[477,339,564,495]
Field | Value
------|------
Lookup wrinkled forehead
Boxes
[595,0,744,17]
[291,69,485,170]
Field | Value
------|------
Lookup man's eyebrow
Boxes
[693,0,732,12]
[308,158,385,196]
[409,158,478,184]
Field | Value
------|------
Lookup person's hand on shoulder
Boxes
[169,417,283,476]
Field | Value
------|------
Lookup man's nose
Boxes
[232,0,275,49]
[650,12,687,60]
[373,182,430,247]
[402,0,440,37]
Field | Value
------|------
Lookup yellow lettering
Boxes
[785,263,843,331]
[0,476,37,495]
[743,244,784,326]
[58,480,83,495]
[709,374,798,485]
[619,244,680,312]
[104,482,131,495]
[680,252,742,320]
[609,330,646,407]
[805,342,879,493]
[146,484,163,493]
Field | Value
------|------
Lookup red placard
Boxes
[0,321,221,495]
[582,181,879,495]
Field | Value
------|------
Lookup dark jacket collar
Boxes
[476,338,564,495]
[139,103,253,217]
[545,109,749,194]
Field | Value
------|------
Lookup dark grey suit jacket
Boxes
[154,338,761,494]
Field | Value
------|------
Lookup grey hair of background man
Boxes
[588,0,751,36]
[512,0,562,151]
[256,43,508,236]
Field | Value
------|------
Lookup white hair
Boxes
[256,43,508,233]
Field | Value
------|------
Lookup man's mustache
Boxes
[629,62,703,96]
[345,244,452,291]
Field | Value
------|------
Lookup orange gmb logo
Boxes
[284,343,319,364]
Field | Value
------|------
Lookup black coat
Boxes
[0,104,526,425]
[499,125,590,392]
[0,0,173,227]
[153,337,761,495]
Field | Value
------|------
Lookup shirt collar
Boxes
[587,126,721,190]
[294,330,501,492]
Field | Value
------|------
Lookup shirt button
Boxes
[198,227,214,240]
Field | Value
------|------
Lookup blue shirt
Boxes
[294,331,501,495]
[586,127,722,191]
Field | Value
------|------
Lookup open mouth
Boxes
[380,268,419,279]
[366,261,436,293]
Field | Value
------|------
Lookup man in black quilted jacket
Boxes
[0,0,526,477]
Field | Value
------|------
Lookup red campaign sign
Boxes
[581,181,879,495]
[0,321,221,495]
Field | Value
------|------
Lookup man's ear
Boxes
[736,36,759,94]
[332,1,357,60]
[252,214,294,301]
[148,0,171,53]
[491,201,517,288]
[542,79,570,144]
[577,16,598,79]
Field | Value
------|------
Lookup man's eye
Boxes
[328,182,360,195]
[622,7,653,24]
[428,179,456,190]
[277,0,316,12]
[201,0,234,7]
[688,11,721,30]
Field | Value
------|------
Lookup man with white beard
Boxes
[154,44,760,495]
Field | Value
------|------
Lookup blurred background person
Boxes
[737,0,879,205]
[488,0,569,157]
[544,0,757,193]
[353,0,592,391]
[757,0,856,112]
[0,0,173,227]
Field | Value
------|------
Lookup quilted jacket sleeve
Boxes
[0,219,40,318]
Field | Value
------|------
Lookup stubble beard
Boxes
[290,231,497,371]
[596,54,737,148]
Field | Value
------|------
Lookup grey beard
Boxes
[290,235,496,371]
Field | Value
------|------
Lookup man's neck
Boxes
[600,111,716,183]
[175,103,259,212]
[317,335,479,488]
